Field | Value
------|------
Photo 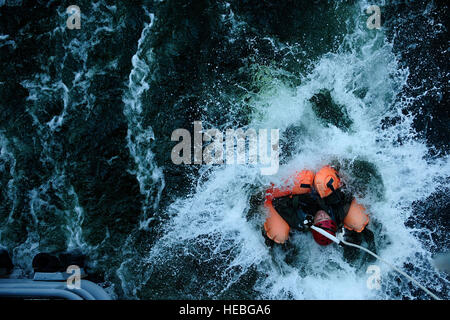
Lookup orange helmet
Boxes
[313,166,341,198]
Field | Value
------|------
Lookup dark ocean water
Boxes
[0,0,448,299]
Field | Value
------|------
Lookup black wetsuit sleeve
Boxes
[319,189,353,227]
[272,196,298,229]
[272,194,318,231]
[295,194,321,216]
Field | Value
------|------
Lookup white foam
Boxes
[122,11,166,229]
[141,2,449,299]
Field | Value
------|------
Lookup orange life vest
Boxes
[264,170,315,244]
[343,199,370,232]
[313,165,341,199]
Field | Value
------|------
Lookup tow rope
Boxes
[310,225,441,300]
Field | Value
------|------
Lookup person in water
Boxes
[263,166,377,263]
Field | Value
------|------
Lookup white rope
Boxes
[310,225,441,300]
[341,239,441,300]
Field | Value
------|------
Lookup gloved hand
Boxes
[303,215,314,229]
[292,214,313,232]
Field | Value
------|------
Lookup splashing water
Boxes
[0,0,448,299]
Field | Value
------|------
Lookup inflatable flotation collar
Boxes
[264,170,315,244]
[265,170,315,201]
[263,199,290,244]
[313,166,341,199]
[343,199,370,232]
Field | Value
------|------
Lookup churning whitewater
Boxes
[0,0,448,300]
